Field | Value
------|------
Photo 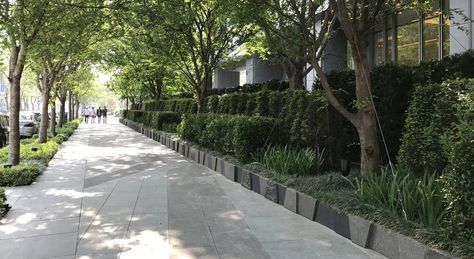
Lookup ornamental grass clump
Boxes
[353,168,447,228]
[259,145,325,176]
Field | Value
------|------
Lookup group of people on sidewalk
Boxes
[81,106,108,124]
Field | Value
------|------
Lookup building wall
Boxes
[450,0,474,54]
[212,68,239,89]
[322,28,348,72]
[246,56,284,84]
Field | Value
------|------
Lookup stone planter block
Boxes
[215,158,224,174]
[199,151,206,165]
[178,143,186,156]
[315,203,336,230]
[283,188,297,213]
[241,169,252,190]
[368,224,400,259]
[224,162,237,182]
[235,166,243,183]
[333,211,350,239]
[260,177,277,202]
[297,193,318,221]
[205,154,214,169]
[250,173,260,193]
[189,147,198,161]
[349,214,373,248]
[276,184,286,205]
[397,235,427,259]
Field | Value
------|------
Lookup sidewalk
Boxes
[0,117,386,259]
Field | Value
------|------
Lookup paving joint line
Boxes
[74,159,89,256]
[118,179,144,258]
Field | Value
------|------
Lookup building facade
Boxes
[214,0,474,90]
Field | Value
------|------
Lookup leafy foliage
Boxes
[441,80,474,245]
[178,113,280,162]
[398,81,461,175]
[353,169,447,228]
[259,145,325,176]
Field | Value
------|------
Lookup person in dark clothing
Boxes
[102,106,108,124]
[96,107,102,123]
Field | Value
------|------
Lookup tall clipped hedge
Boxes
[178,113,281,161]
[142,98,197,114]
[398,80,466,175]
[127,110,181,132]
[441,80,474,244]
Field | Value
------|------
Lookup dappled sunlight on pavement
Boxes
[0,117,386,258]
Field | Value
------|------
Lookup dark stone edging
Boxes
[120,118,458,259]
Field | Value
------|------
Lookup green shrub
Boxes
[398,81,461,175]
[177,113,211,144]
[353,169,447,228]
[259,145,325,175]
[442,81,474,243]
[0,163,41,186]
[179,114,281,162]
[232,115,279,161]
[142,98,197,114]
[0,187,7,216]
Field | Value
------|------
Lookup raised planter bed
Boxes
[121,119,458,259]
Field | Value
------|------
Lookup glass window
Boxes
[398,21,420,66]
[375,31,384,65]
[424,17,440,61]
[387,29,393,62]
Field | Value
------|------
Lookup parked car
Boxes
[0,114,8,147]
[20,111,41,126]
[19,120,38,137]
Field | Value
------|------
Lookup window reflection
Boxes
[398,21,420,66]
[424,17,440,61]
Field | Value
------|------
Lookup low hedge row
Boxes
[178,113,281,162]
[124,110,181,132]
[0,118,82,187]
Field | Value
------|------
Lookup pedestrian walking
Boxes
[90,107,96,123]
[84,107,90,124]
[96,107,102,123]
[102,106,108,124]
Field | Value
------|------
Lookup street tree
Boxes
[138,0,251,112]
[0,0,50,165]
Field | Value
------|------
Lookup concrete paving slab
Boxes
[0,117,386,259]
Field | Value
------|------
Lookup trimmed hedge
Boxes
[0,188,6,216]
[142,98,197,113]
[442,80,474,243]
[0,118,82,187]
[0,163,41,186]
[397,80,463,175]
[127,110,181,132]
[178,113,281,161]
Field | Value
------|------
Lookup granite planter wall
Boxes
[121,119,458,259]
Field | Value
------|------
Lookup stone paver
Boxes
[0,117,386,259]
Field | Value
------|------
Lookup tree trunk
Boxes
[68,92,73,121]
[283,61,306,89]
[58,99,65,128]
[8,42,27,165]
[50,101,56,137]
[38,88,51,143]
[8,76,21,165]
[74,99,79,119]
[38,73,52,143]
[353,51,381,175]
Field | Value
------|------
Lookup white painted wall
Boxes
[450,0,474,54]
